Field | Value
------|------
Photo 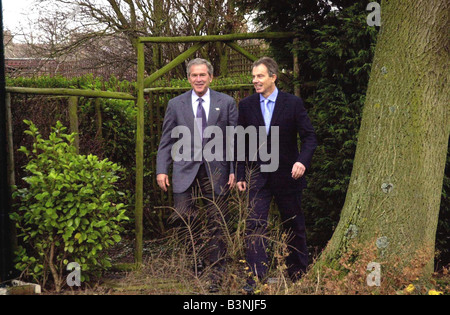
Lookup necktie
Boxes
[263,99,271,133]
[196,98,207,140]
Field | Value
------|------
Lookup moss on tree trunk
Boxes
[318,0,449,277]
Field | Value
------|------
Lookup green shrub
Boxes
[11,120,129,292]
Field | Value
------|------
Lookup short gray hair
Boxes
[187,58,214,77]
[252,57,279,77]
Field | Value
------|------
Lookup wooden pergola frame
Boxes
[134,32,297,265]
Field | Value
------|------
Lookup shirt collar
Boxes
[260,87,278,104]
[192,88,210,102]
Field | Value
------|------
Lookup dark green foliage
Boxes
[249,1,378,256]
[11,121,128,290]
[8,75,137,234]
[300,4,378,253]
[246,1,449,267]
[436,147,450,267]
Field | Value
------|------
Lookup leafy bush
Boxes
[11,120,129,292]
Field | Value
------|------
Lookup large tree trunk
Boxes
[318,0,449,277]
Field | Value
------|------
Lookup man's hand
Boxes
[291,162,306,180]
[157,174,170,192]
[237,181,247,191]
[228,174,236,189]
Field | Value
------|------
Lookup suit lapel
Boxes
[250,94,265,127]
[270,91,286,129]
[207,89,221,127]
[181,90,195,134]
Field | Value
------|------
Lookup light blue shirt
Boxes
[260,87,278,133]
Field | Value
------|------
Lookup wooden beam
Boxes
[143,42,206,87]
[226,42,293,86]
[225,42,258,62]
[5,87,135,100]
[139,32,295,43]
[143,84,254,94]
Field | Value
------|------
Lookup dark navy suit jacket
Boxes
[236,90,317,191]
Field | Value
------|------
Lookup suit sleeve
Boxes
[156,100,176,175]
[295,98,318,169]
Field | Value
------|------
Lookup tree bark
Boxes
[318,0,449,277]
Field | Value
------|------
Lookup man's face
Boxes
[252,64,277,98]
[188,64,213,97]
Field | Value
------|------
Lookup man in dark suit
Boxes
[236,57,317,289]
[156,58,237,291]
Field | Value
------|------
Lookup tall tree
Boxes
[29,0,247,78]
[318,0,449,276]
[238,0,331,68]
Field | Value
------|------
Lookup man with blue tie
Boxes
[236,57,317,291]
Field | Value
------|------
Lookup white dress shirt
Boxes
[191,89,210,122]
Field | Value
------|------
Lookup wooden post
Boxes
[0,8,14,280]
[5,93,14,188]
[135,41,145,266]
[95,98,103,140]
[217,42,229,77]
[68,96,79,154]
[5,93,17,252]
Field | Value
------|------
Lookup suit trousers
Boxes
[173,164,228,268]
[246,177,308,284]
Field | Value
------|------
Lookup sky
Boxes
[2,0,37,32]
[2,0,259,42]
